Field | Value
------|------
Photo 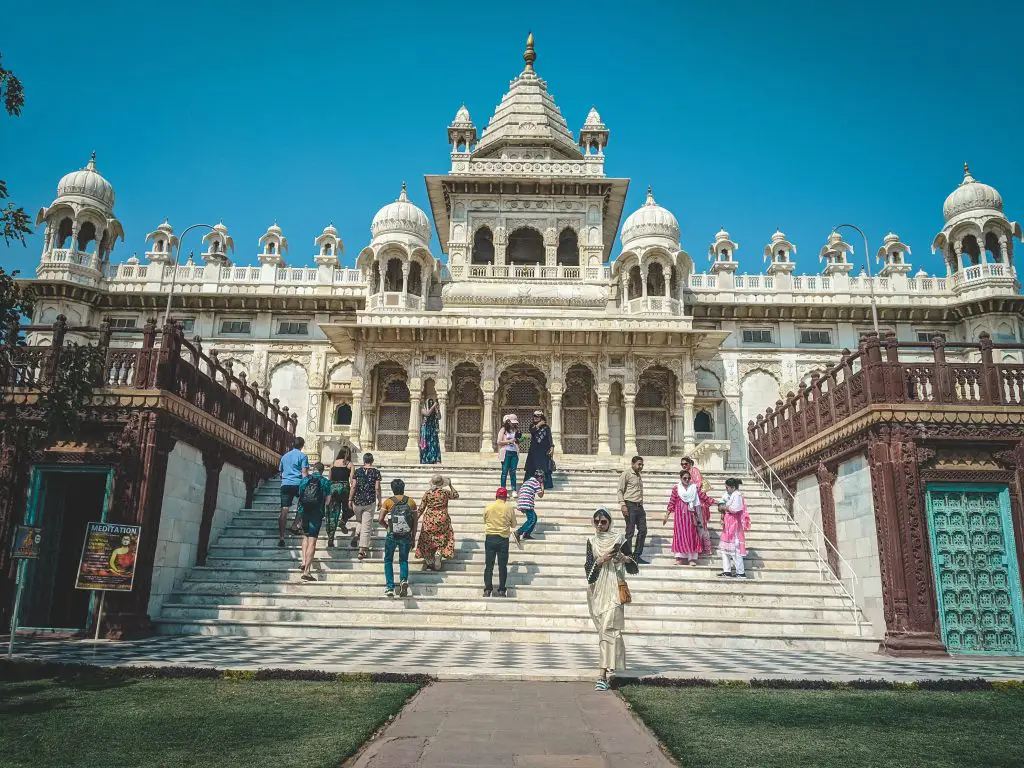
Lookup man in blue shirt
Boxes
[278,437,309,548]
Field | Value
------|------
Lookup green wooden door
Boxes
[926,483,1024,654]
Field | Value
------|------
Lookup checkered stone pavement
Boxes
[10,635,1024,682]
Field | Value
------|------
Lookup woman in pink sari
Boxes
[718,477,751,578]
[663,470,714,565]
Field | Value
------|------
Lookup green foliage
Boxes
[0,53,31,247]
[0,267,34,345]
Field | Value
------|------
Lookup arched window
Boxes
[408,261,423,296]
[77,221,97,251]
[471,226,495,264]
[267,242,276,254]
[961,235,982,267]
[384,258,403,291]
[627,265,642,300]
[507,227,544,265]
[334,403,352,426]
[325,243,332,255]
[985,232,1002,263]
[556,228,579,266]
[156,238,165,252]
[694,410,713,433]
[57,218,73,249]
[646,262,666,295]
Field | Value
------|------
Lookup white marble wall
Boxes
[794,473,826,561]
[213,463,247,547]
[148,442,206,616]
[833,453,884,636]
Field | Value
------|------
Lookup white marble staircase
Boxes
[155,466,879,652]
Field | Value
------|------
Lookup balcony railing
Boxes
[625,295,681,315]
[748,332,1024,465]
[1,316,298,453]
[451,263,609,281]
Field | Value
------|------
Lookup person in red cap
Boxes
[482,487,518,597]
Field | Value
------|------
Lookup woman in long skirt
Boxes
[415,474,459,570]
[718,477,751,578]
[419,398,442,464]
[584,508,639,691]
[663,469,715,565]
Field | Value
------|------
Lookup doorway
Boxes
[20,467,112,632]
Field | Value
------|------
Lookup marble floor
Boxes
[8,635,1024,682]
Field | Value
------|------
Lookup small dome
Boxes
[266,222,283,235]
[883,230,899,244]
[770,229,787,241]
[371,182,431,243]
[943,163,1003,221]
[714,226,730,240]
[620,186,680,247]
[213,221,229,233]
[452,104,472,124]
[56,152,114,208]
[583,106,603,126]
[321,223,338,236]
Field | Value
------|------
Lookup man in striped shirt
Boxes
[513,468,546,546]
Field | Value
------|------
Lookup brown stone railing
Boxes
[1,315,297,454]
[748,332,1024,465]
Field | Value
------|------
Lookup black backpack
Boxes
[389,496,413,538]
[300,477,325,509]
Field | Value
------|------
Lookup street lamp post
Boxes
[162,223,216,328]
[832,223,880,335]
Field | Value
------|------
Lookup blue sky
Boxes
[2,1,1022,277]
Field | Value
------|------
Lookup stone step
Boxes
[153,618,879,652]
[166,585,854,609]
[157,603,866,636]
[182,564,836,586]
[173,573,848,597]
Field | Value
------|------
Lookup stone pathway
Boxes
[10,635,1024,682]
[349,681,675,768]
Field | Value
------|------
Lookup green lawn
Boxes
[0,666,420,768]
[620,685,1024,768]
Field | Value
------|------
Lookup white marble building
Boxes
[27,36,1023,471]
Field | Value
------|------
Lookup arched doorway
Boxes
[449,363,483,452]
[270,361,310,438]
[741,369,781,448]
[636,365,674,456]
[373,363,410,451]
[562,364,596,454]
[497,363,548,435]
[507,227,544,265]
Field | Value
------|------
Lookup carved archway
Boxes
[562,364,596,454]
[636,365,675,456]
[496,363,548,437]
[449,363,483,452]
[373,362,410,451]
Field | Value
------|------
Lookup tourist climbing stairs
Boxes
[155,466,878,651]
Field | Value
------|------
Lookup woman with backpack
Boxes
[296,462,332,582]
[378,477,417,598]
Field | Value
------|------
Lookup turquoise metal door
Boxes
[926,483,1024,654]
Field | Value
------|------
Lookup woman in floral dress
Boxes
[415,474,460,570]
[419,398,442,464]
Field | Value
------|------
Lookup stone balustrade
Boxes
[449,263,610,282]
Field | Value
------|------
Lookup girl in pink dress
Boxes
[663,470,715,566]
[718,478,751,578]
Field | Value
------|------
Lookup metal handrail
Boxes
[746,440,865,635]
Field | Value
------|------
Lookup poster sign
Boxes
[12,526,42,559]
[75,522,142,592]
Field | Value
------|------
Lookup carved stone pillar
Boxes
[624,392,638,458]
[406,382,422,458]
[479,381,495,454]
[195,451,224,567]
[437,393,448,453]
[597,394,611,456]
[350,384,365,449]
[682,395,696,454]
[814,461,841,576]
[867,430,945,656]
[550,390,563,455]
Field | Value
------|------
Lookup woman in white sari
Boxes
[585,508,639,690]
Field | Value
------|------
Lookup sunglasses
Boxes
[593,518,610,526]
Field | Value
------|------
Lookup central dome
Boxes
[56,152,114,208]
[943,163,1003,221]
[620,187,680,248]
[371,182,431,243]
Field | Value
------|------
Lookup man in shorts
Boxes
[297,462,331,582]
[278,437,309,548]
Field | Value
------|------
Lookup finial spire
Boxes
[962,161,975,185]
[645,185,655,204]
[523,32,536,73]
[399,180,408,201]
[87,150,96,170]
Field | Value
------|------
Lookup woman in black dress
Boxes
[523,411,554,490]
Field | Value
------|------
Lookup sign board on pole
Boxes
[75,522,142,592]
[12,526,43,559]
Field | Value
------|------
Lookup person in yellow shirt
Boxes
[482,487,517,597]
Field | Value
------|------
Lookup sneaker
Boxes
[277,539,285,548]
[301,572,315,582]
[350,535,359,548]
[482,589,492,598]
[594,679,610,691]
[718,571,734,578]
[496,589,508,598]
[513,531,523,548]
[522,533,533,540]
[385,588,395,598]
[511,490,518,499]
[636,557,650,565]
[399,581,409,598]
[734,572,749,579]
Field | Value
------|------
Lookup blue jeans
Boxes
[517,508,537,537]
[384,534,411,589]
[500,451,519,491]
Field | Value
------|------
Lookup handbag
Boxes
[618,580,632,604]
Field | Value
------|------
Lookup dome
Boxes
[714,226,730,240]
[266,222,283,235]
[56,152,114,208]
[943,163,1003,221]
[620,187,680,248]
[452,104,472,124]
[371,182,431,242]
[321,223,338,236]
[583,106,603,126]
